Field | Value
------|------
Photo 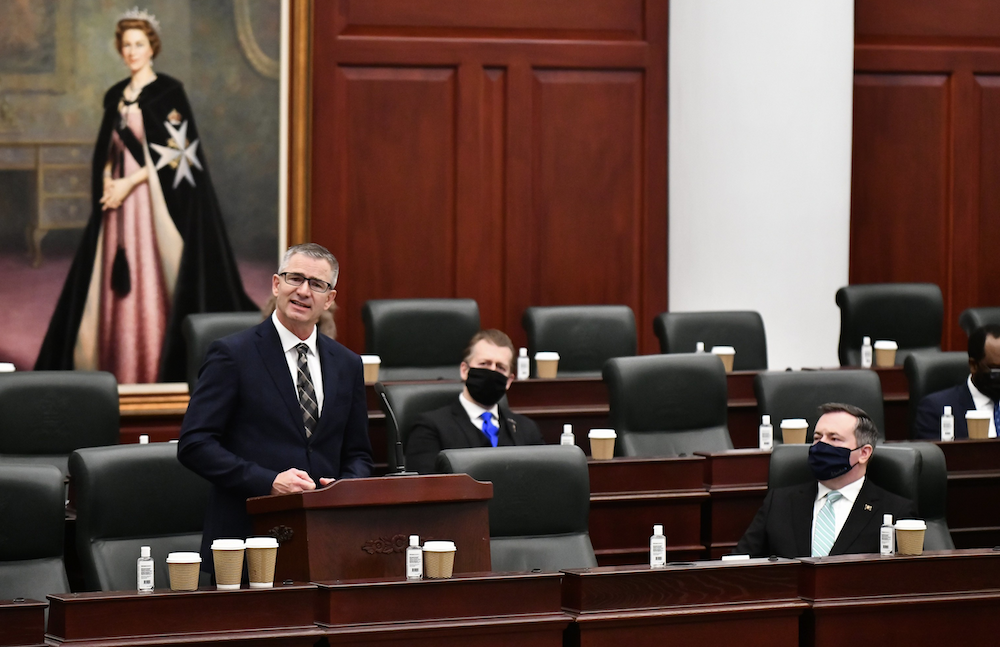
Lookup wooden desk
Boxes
[587,457,708,564]
[0,599,45,647]
[561,559,806,647]
[799,549,1000,647]
[697,449,770,558]
[45,584,321,646]
[936,440,1000,547]
[315,572,569,646]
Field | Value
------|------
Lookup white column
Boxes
[669,0,854,369]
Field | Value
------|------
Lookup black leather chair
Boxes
[958,307,1000,337]
[0,371,119,478]
[375,381,464,472]
[362,299,480,381]
[436,445,597,572]
[835,283,943,366]
[767,442,953,550]
[903,351,969,439]
[522,305,636,377]
[0,464,69,601]
[653,310,768,370]
[183,312,264,391]
[71,443,210,591]
[754,370,885,443]
[604,354,733,457]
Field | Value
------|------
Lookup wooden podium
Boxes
[246,474,493,582]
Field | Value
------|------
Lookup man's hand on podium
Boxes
[319,478,336,487]
[271,468,316,494]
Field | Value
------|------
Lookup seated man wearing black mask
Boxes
[913,324,1000,440]
[404,329,545,474]
[736,402,916,558]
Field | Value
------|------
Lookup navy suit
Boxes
[913,383,976,440]
[736,479,916,558]
[405,399,544,474]
[178,320,373,571]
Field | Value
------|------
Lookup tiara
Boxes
[118,7,161,34]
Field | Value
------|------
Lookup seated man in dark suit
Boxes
[913,324,1000,440]
[405,329,544,474]
[736,402,916,558]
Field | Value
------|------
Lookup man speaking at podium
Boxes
[179,243,373,573]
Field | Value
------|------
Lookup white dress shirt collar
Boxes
[459,391,500,429]
[271,310,318,354]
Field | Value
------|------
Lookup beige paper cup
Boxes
[589,428,617,460]
[534,351,560,378]
[245,537,279,588]
[711,346,736,373]
[965,410,991,439]
[166,552,202,591]
[873,340,898,367]
[423,540,457,578]
[895,519,926,555]
[211,539,245,590]
[779,418,809,444]
[361,355,381,385]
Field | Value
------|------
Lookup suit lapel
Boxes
[499,404,524,445]
[255,322,303,436]
[310,336,340,440]
[830,479,880,555]
[791,483,817,557]
[958,383,976,439]
[453,400,488,447]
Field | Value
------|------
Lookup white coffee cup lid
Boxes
[166,552,202,563]
[873,340,898,350]
[211,539,245,550]
[423,540,457,552]
[779,418,808,429]
[534,351,560,360]
[245,536,279,549]
[360,355,381,364]
[965,410,992,420]
[711,346,735,355]
[588,428,617,439]
[895,519,926,531]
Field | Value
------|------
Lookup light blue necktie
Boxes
[812,490,843,557]
[480,412,499,447]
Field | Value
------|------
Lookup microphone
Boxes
[375,383,417,476]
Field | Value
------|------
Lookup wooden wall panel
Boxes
[849,74,950,286]
[306,0,668,353]
[854,0,1000,351]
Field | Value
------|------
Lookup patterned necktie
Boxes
[812,490,843,557]
[480,412,499,447]
[296,343,318,438]
[993,401,999,438]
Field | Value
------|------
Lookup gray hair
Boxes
[278,243,339,287]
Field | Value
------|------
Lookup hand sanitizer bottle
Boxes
[941,405,955,441]
[861,336,873,368]
[137,546,154,592]
[517,347,530,380]
[649,524,667,568]
[758,415,773,451]
[695,341,705,353]
[560,424,575,446]
[406,535,423,580]
[880,514,895,556]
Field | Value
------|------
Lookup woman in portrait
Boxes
[36,9,257,383]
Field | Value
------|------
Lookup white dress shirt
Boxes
[967,375,998,438]
[271,311,324,415]
[812,475,866,549]
[458,391,500,432]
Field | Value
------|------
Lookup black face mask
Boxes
[971,367,1000,402]
[808,441,861,482]
[465,367,509,408]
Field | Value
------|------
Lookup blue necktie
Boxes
[480,412,499,447]
[994,401,999,438]
[812,490,843,557]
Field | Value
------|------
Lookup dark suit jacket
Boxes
[914,383,976,440]
[178,320,373,570]
[405,399,545,474]
[735,478,917,558]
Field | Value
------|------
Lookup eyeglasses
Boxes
[279,272,334,293]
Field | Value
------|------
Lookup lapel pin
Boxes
[864,504,873,511]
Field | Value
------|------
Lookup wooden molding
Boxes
[288,0,313,245]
